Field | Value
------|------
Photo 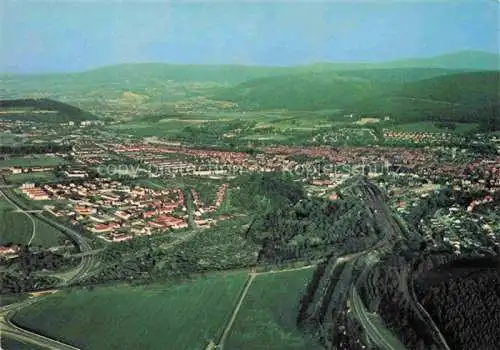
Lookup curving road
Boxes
[0,298,81,350]
[1,191,37,246]
[0,177,97,349]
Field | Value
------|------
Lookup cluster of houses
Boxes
[21,183,50,200]
[31,179,189,242]
[109,142,478,182]
[424,204,499,255]
[19,178,231,243]
[191,183,229,219]
[383,130,465,145]
[112,143,300,175]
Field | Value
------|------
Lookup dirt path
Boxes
[216,273,256,350]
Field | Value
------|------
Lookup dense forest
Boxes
[415,257,500,350]
[0,98,98,122]
[0,143,73,156]
[249,198,380,263]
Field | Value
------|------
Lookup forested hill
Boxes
[212,70,500,129]
[212,71,378,111]
[0,98,99,122]
[348,71,500,128]
[211,68,470,110]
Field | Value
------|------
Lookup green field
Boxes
[0,156,66,168]
[5,172,58,184]
[0,199,65,248]
[13,272,248,350]
[0,293,28,306]
[226,268,320,350]
[0,336,46,350]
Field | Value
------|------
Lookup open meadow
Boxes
[226,268,321,350]
[0,198,66,248]
[0,155,66,169]
[5,171,59,185]
[0,337,46,350]
[12,272,248,350]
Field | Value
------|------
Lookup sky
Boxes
[2,0,499,73]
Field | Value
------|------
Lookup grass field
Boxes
[0,293,28,306]
[0,337,46,350]
[0,156,66,168]
[13,272,248,350]
[0,198,65,248]
[225,268,321,350]
[5,171,58,184]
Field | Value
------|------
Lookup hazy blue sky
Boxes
[2,1,499,73]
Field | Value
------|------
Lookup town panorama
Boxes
[1,2,499,350]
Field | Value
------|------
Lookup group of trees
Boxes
[250,196,384,264]
[0,272,58,294]
[405,188,453,231]
[0,98,98,122]
[0,143,72,156]
[16,246,79,275]
[231,172,306,213]
[0,245,79,293]
[78,216,259,287]
[416,257,500,349]
[361,252,441,350]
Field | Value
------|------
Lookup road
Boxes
[350,286,406,350]
[1,191,37,246]
[0,178,97,348]
[0,182,95,284]
[0,299,80,350]
[407,267,451,350]
[340,177,451,350]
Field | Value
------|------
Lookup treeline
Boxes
[0,143,72,156]
[0,98,98,122]
[0,273,58,294]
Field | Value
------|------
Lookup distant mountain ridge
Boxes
[0,51,497,128]
[2,50,499,81]
[309,51,500,71]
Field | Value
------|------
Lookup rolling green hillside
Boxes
[213,70,500,130]
[309,51,499,71]
[386,51,500,70]
[1,51,497,97]
[349,71,500,128]
[1,51,497,123]
[211,68,474,110]
[212,72,378,110]
[0,98,99,122]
